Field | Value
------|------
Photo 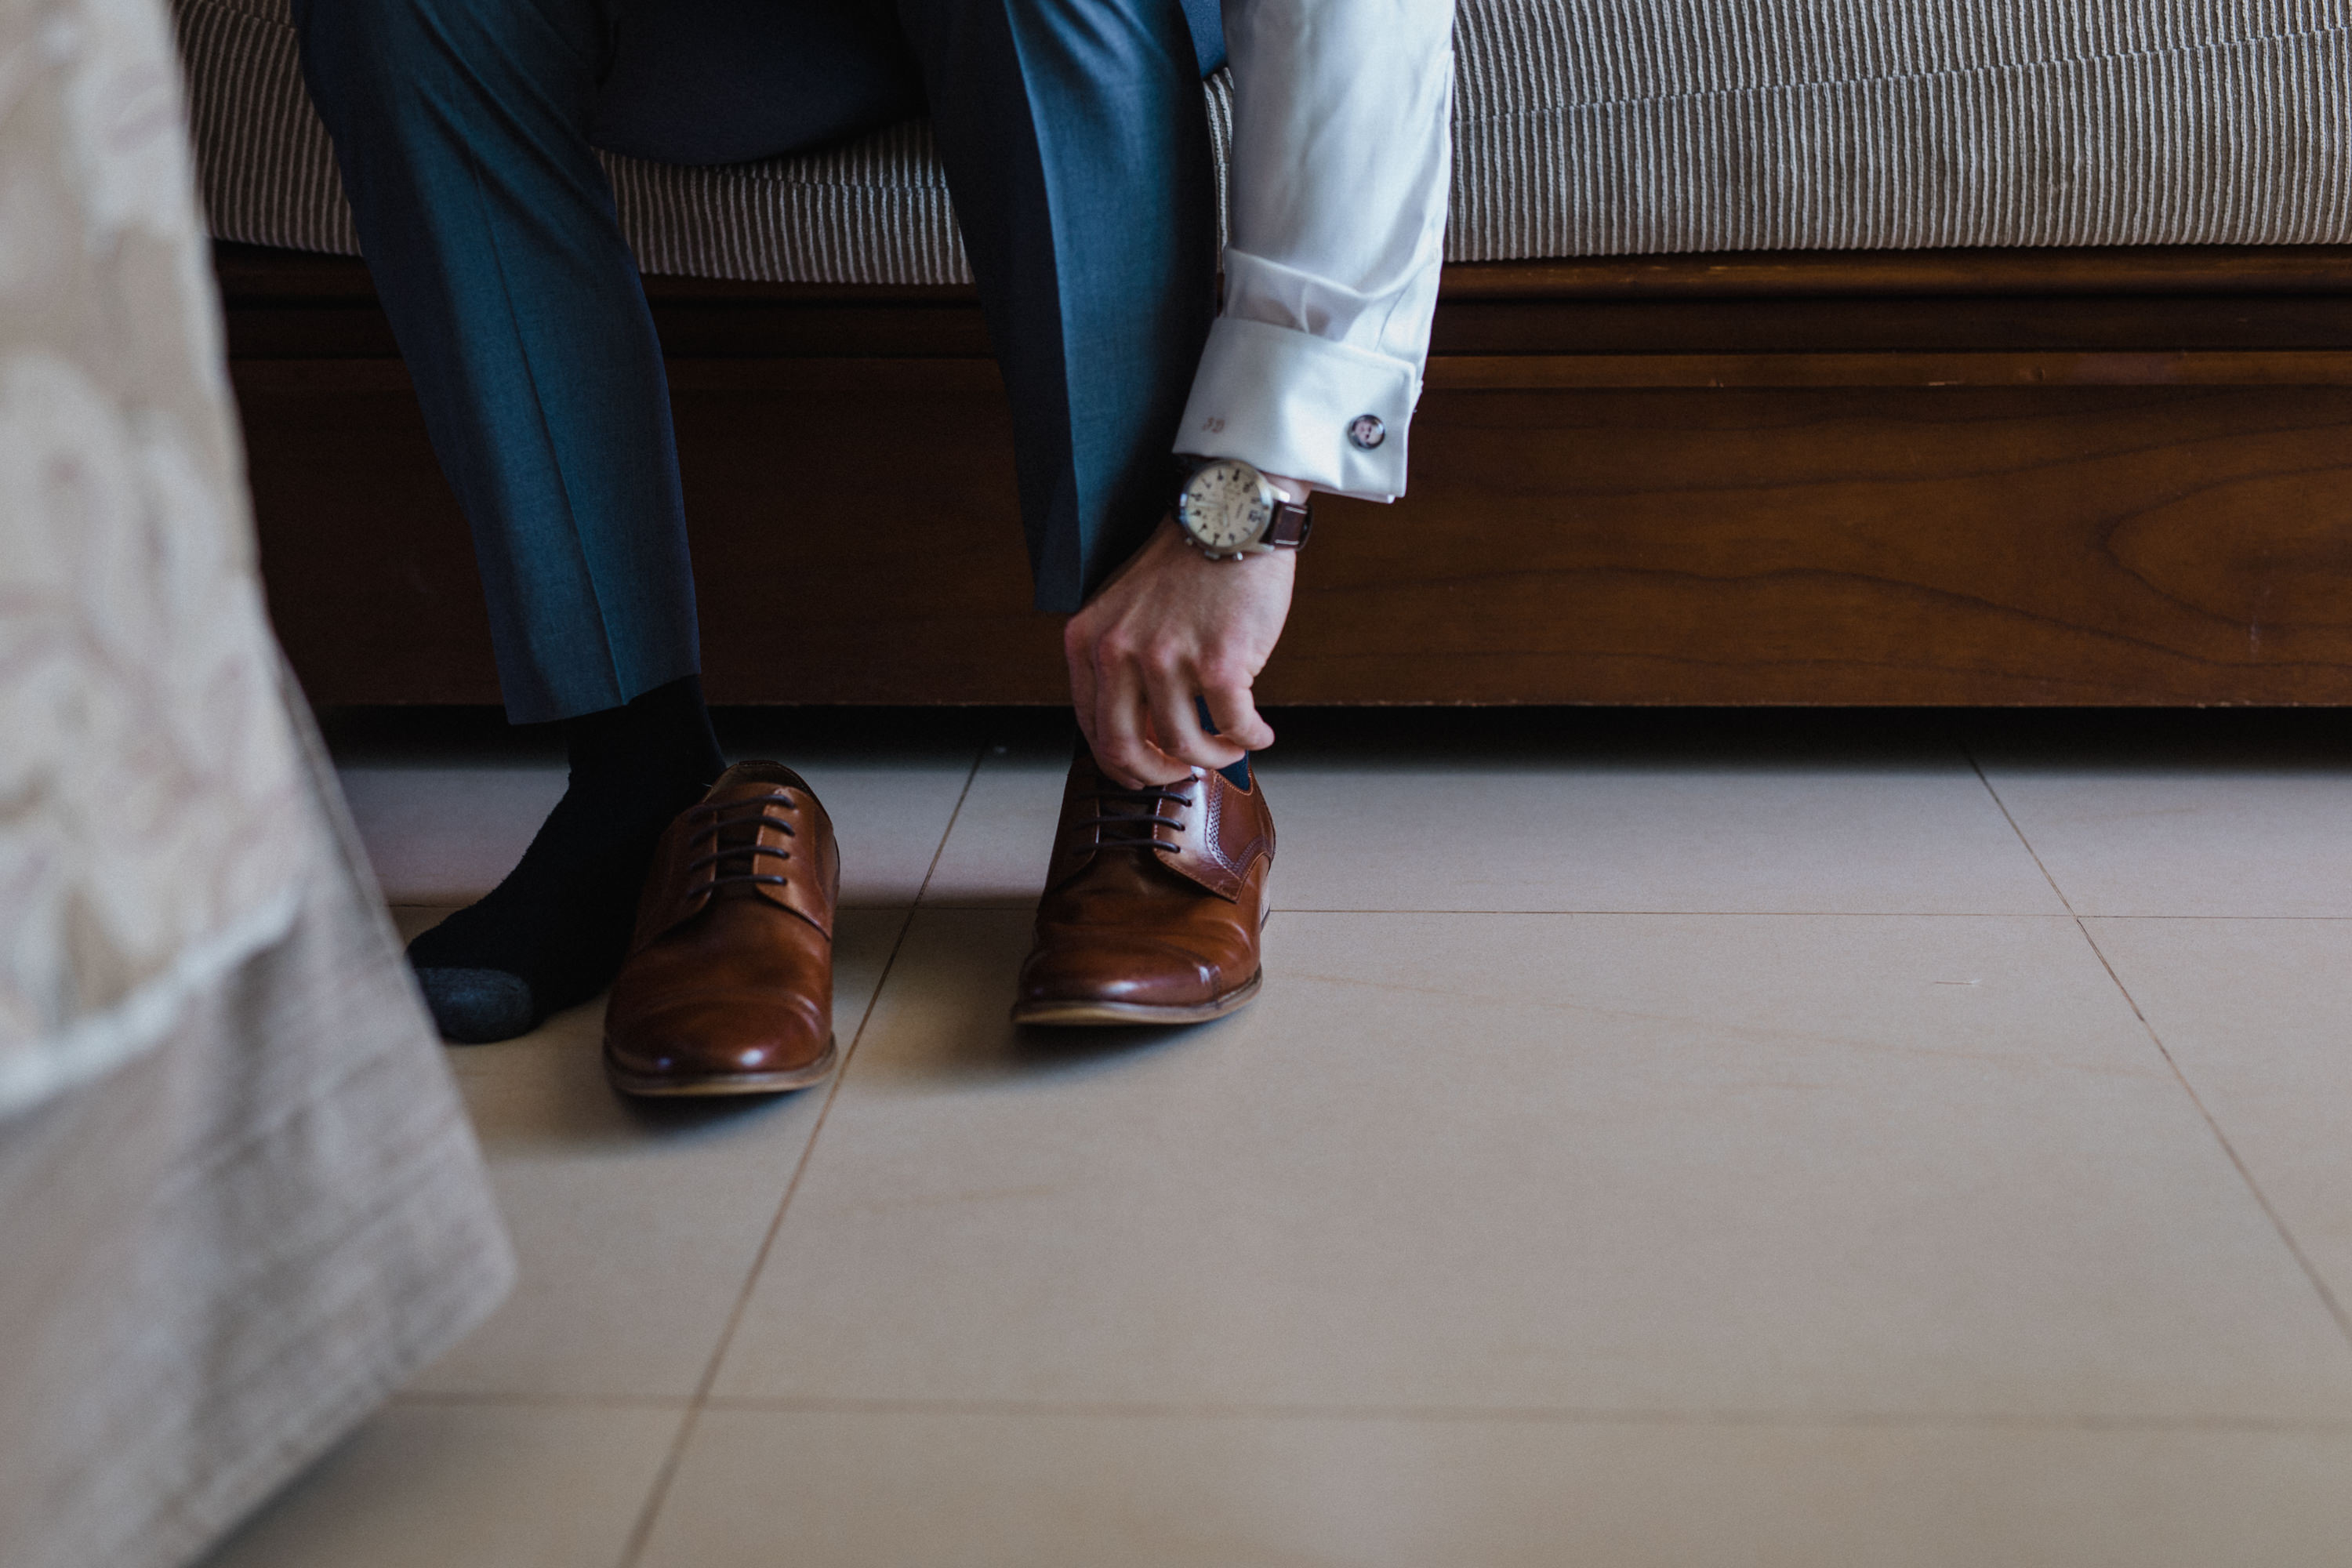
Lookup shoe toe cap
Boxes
[606,989,831,1080]
[1017,934,1225,1009]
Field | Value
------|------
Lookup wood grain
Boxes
[216,241,2352,302]
[1425,354,2352,389]
[1278,385,2352,706]
[238,382,501,705]
[1438,247,2352,299]
[234,350,2352,397]
[220,244,2352,707]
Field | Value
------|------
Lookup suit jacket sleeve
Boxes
[1174,0,1457,503]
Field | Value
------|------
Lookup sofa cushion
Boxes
[176,0,2351,284]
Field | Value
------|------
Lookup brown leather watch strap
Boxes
[1266,498,1314,549]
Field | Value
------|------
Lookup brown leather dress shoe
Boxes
[604,761,840,1096]
[1011,751,1274,1026]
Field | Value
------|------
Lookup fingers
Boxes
[1069,622,1264,786]
[1091,645,1191,788]
[1145,673,1243,775]
[1062,515,1287,788]
[1200,680,1276,754]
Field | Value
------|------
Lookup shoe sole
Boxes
[604,1034,839,1098]
[1009,971,1262,1028]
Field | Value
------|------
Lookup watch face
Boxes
[1178,461,1273,554]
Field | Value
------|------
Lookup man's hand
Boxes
[1065,516,1296,788]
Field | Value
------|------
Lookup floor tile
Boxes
[199,1402,681,1568]
[401,907,905,1399]
[339,763,569,906]
[924,712,2066,914]
[1970,713,2352,916]
[338,714,979,906]
[715,909,2352,1420]
[919,730,1070,906]
[2085,916,2352,1318]
[641,1407,2352,1568]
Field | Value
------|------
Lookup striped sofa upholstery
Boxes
[176,0,2352,285]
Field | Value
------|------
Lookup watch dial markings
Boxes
[1181,460,1276,552]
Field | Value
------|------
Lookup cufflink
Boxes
[1348,414,1387,450]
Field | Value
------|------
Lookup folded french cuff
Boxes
[1174,317,1417,502]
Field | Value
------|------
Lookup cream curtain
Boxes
[0,0,512,1562]
[0,0,302,1114]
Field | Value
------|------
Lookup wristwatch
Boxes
[1174,458,1313,561]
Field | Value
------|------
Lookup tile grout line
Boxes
[692,1392,2352,1434]
[2073,917,2352,1352]
[1965,737,2352,1355]
[1962,744,2078,919]
[390,1390,691,1411]
[612,737,991,1568]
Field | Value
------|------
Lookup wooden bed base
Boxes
[218,241,2352,706]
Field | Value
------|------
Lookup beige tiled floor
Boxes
[386,906,906,1399]
[204,710,2352,1568]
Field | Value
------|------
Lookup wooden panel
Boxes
[1428,297,2352,356]
[220,244,2352,708]
[218,242,2352,365]
[1438,247,2352,299]
[234,348,2352,398]
[1277,384,2352,706]
[237,356,2352,706]
[1428,353,2352,389]
[216,241,2352,303]
[238,379,500,705]
[674,377,1059,704]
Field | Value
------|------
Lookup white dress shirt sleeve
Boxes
[1175,0,1457,503]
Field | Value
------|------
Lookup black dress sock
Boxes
[1193,695,1254,789]
[407,673,728,1043]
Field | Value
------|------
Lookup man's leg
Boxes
[587,0,1243,1092]
[894,0,1220,610]
[295,0,698,724]
[295,0,920,1040]
[880,0,1273,1026]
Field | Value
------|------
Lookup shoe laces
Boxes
[1073,781,1194,855]
[682,790,797,895]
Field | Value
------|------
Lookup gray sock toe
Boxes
[413,966,538,1044]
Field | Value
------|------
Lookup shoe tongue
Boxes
[713,760,812,795]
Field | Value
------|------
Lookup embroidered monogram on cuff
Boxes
[1175,318,1417,502]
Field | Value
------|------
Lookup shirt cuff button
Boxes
[1348,414,1387,450]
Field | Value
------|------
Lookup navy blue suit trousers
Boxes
[295,0,1225,720]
